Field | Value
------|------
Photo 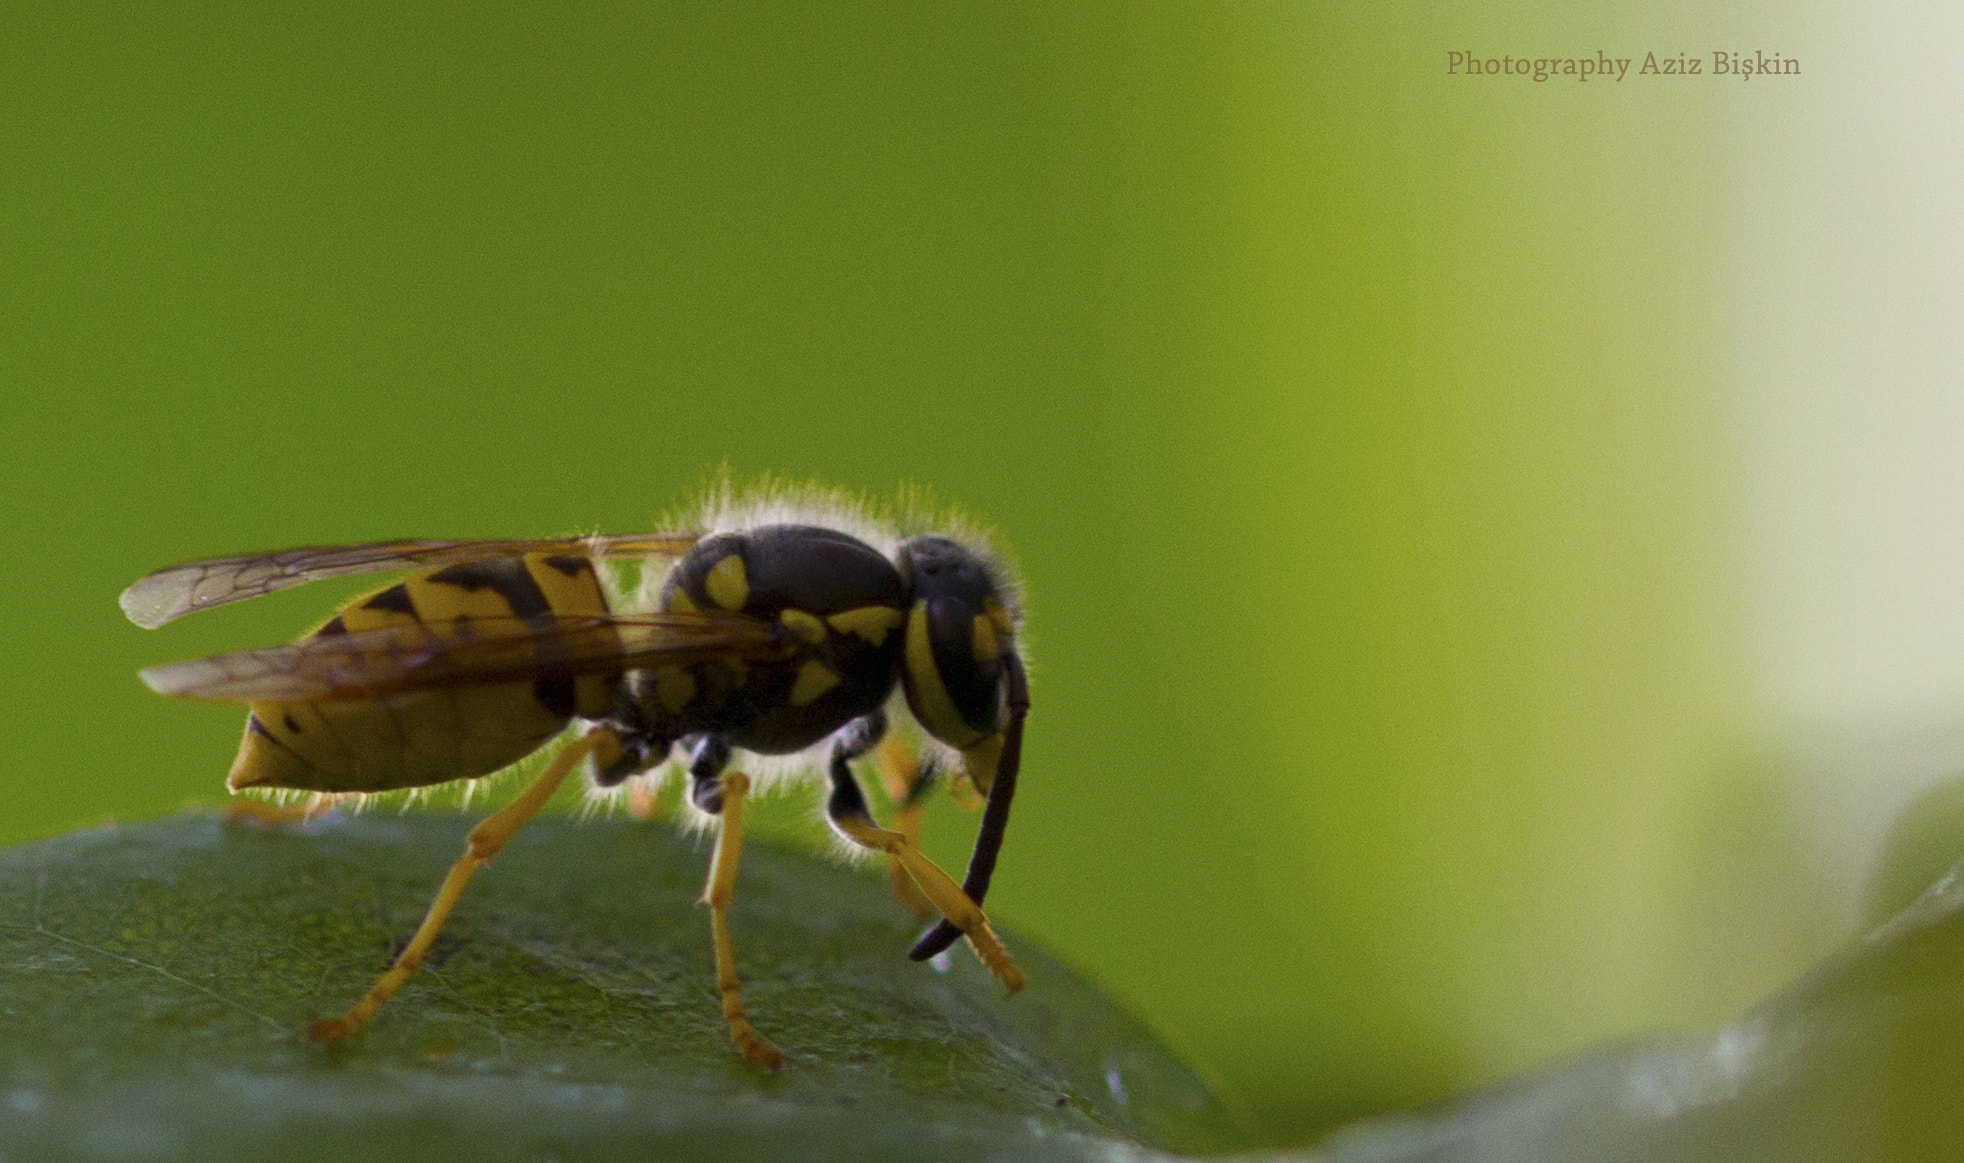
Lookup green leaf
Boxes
[0,812,1249,1162]
[1314,863,1964,1163]
[18,811,1957,1162]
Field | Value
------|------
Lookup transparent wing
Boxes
[119,532,703,629]
[137,610,776,703]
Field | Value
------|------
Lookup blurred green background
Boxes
[7,0,1961,1147]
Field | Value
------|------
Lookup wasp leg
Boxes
[910,653,1030,962]
[882,760,940,917]
[222,792,339,826]
[308,725,621,1042]
[826,743,1025,995]
[624,773,670,822]
[944,772,986,811]
[861,723,935,917]
[869,734,917,801]
[688,738,784,1069]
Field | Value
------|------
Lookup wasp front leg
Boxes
[826,719,1024,994]
[870,735,936,917]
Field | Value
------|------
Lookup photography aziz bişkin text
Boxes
[1447,49,1799,82]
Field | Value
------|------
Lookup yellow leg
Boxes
[700,772,784,1068]
[832,816,1026,995]
[624,776,667,822]
[223,791,348,825]
[870,736,916,801]
[885,801,934,918]
[869,738,934,916]
[946,773,985,811]
[307,726,616,1041]
[222,797,310,825]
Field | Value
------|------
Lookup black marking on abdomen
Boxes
[427,558,573,717]
[427,559,552,619]
[245,711,311,766]
[543,555,592,578]
[316,615,349,637]
[363,585,417,616]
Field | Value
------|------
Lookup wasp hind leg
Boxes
[686,736,785,1069]
[307,725,622,1042]
[222,791,348,826]
[826,718,1024,994]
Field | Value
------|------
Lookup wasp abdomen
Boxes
[227,555,614,794]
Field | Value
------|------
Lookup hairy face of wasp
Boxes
[896,534,1016,754]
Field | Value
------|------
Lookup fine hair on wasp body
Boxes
[121,483,1031,1068]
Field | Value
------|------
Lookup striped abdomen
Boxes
[226,555,615,793]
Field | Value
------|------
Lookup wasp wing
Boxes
[137,610,774,704]
[120,532,703,629]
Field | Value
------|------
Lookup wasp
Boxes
[120,495,1030,1067]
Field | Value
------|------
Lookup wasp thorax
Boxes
[896,536,1014,750]
[632,525,911,760]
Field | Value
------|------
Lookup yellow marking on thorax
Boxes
[789,660,842,706]
[826,604,903,646]
[655,666,697,713]
[903,601,985,748]
[778,608,828,645]
[983,596,1013,637]
[666,589,698,613]
[704,554,749,611]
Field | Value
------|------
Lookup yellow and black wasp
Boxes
[120,495,1030,1067]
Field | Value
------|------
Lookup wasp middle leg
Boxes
[686,735,785,1068]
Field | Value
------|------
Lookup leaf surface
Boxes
[0,812,1247,1162]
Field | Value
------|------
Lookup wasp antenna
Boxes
[910,652,1028,961]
